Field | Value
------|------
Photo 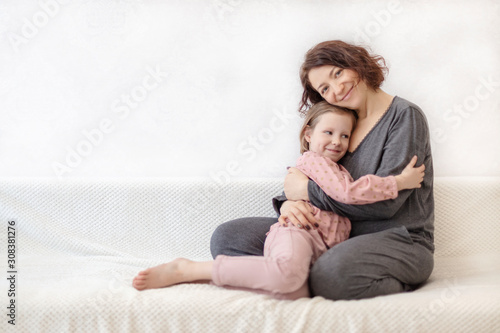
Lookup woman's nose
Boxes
[332,82,343,101]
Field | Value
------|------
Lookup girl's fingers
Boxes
[409,155,418,167]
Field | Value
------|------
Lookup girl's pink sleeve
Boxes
[296,151,398,205]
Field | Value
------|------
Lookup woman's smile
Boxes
[307,65,362,108]
[340,86,354,102]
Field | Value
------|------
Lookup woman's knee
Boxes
[210,220,240,258]
[210,217,275,258]
[309,250,354,300]
[308,235,429,300]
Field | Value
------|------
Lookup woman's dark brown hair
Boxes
[299,40,388,115]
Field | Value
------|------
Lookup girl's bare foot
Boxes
[133,258,212,290]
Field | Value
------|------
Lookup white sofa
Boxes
[1,177,500,332]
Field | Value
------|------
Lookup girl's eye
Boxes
[335,69,343,78]
[321,87,328,95]
[324,131,332,135]
[342,134,349,139]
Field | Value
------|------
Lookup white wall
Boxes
[1,0,499,181]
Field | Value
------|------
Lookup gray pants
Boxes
[210,217,434,300]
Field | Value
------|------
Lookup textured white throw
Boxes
[1,177,499,332]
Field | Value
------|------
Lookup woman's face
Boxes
[308,65,367,110]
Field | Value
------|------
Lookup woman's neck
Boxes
[356,89,394,120]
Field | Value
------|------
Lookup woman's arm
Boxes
[308,106,432,221]
[282,168,310,201]
[277,153,423,230]
[272,192,319,228]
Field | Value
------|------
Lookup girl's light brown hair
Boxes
[299,101,357,154]
[299,40,388,115]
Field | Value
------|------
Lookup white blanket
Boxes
[1,177,500,332]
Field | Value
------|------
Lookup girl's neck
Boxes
[356,89,394,120]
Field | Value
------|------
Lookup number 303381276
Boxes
[7,221,16,270]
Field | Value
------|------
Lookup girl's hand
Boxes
[278,200,319,231]
[395,155,426,190]
[283,167,310,201]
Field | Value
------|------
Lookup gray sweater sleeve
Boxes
[272,192,287,217]
[308,105,432,221]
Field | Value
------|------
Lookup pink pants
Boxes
[212,223,327,300]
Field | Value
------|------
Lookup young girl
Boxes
[132,101,425,299]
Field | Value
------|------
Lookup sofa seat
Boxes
[1,177,499,332]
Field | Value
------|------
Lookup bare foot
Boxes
[133,258,191,290]
[133,258,213,291]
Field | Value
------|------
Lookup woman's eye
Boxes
[321,87,328,95]
[335,69,343,78]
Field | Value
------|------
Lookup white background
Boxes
[1,0,499,181]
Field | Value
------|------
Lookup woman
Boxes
[210,40,434,300]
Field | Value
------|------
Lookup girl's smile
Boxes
[304,112,354,162]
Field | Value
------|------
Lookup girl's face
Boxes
[304,112,353,162]
[307,65,368,110]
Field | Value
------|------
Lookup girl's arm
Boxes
[277,151,423,229]
[296,151,423,205]
[296,151,398,204]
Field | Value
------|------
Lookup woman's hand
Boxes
[278,200,319,231]
[283,167,310,201]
